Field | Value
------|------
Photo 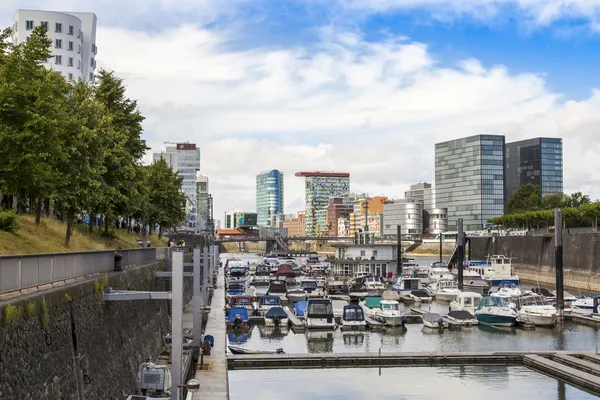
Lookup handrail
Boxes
[0,247,172,294]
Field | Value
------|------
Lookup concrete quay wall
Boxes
[469,235,600,292]
[0,260,193,400]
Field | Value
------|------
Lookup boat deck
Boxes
[283,306,306,331]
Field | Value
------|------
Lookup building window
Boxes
[68,57,73,67]
[55,23,62,33]
[55,55,62,65]
[68,25,74,35]
[26,36,30,42]
[13,22,17,32]
[41,21,48,29]
[55,39,62,48]
[77,59,80,69]
[90,57,94,67]
[68,73,73,81]
[360,250,366,257]
[77,29,81,38]
[68,41,73,51]
[77,44,81,54]
[26,20,34,30]
[92,43,96,54]
[89,72,93,81]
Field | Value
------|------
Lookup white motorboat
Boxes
[286,288,307,303]
[363,275,386,296]
[422,312,447,329]
[404,290,432,303]
[428,264,454,284]
[517,294,557,326]
[465,255,520,286]
[252,265,271,284]
[332,299,349,322]
[264,306,289,327]
[446,310,478,326]
[570,296,600,315]
[361,298,405,327]
[341,304,367,330]
[305,298,336,329]
[301,278,324,297]
[450,292,483,315]
[475,296,517,327]
[256,295,282,316]
[428,278,460,302]
[267,281,288,301]
[393,276,424,294]
[550,290,578,309]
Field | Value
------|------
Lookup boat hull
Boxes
[340,321,367,331]
[264,317,288,327]
[487,278,520,286]
[517,312,557,327]
[374,314,405,326]
[475,313,515,327]
[435,292,458,302]
[305,318,336,330]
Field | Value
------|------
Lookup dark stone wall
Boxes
[0,260,193,400]
[469,234,600,275]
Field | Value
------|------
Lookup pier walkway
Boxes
[189,263,229,400]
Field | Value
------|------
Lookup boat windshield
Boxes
[261,297,280,306]
[344,308,364,321]
[521,296,551,306]
[228,284,244,291]
[229,269,246,277]
[302,281,317,289]
[461,296,482,307]
[308,302,333,315]
[233,297,250,305]
[482,296,510,307]
[382,303,399,311]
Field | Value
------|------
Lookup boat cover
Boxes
[422,312,441,322]
[268,281,287,293]
[343,304,364,321]
[363,296,383,309]
[411,290,431,298]
[276,264,296,278]
[448,310,475,320]
[294,301,307,316]
[259,295,281,306]
[227,307,249,322]
[265,307,288,318]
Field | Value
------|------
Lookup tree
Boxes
[0,26,68,223]
[565,192,591,208]
[53,81,108,247]
[505,184,542,214]
[542,193,567,210]
[147,159,186,237]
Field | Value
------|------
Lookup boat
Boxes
[286,287,307,302]
[362,275,386,296]
[465,256,520,286]
[228,345,284,355]
[253,265,271,284]
[463,276,492,295]
[226,283,247,300]
[256,295,281,316]
[332,299,349,321]
[475,296,517,327]
[294,300,307,317]
[446,310,478,326]
[341,304,367,330]
[276,264,297,283]
[517,294,557,326]
[264,255,279,266]
[404,290,432,303]
[450,292,483,315]
[570,295,600,315]
[550,290,578,309]
[226,307,250,329]
[305,298,336,329]
[264,306,289,327]
[267,281,288,301]
[361,297,406,326]
[227,267,251,285]
[392,275,425,294]
[427,264,454,284]
[428,278,460,302]
[228,295,254,313]
[325,280,349,295]
[422,312,447,329]
[301,278,324,297]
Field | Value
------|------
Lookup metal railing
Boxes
[0,247,170,294]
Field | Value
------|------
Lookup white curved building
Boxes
[12,10,97,83]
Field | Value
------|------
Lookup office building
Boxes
[256,170,284,226]
[435,134,505,231]
[326,197,354,236]
[404,182,447,234]
[223,211,258,229]
[505,138,563,201]
[153,143,201,229]
[195,176,212,233]
[349,195,388,236]
[382,199,424,236]
[12,10,97,82]
[283,211,306,237]
[295,171,350,235]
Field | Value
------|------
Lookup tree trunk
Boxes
[65,208,75,247]
[104,215,109,233]
[35,198,42,225]
[43,198,51,217]
[158,227,162,239]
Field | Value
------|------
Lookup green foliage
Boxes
[40,297,50,329]
[94,273,109,294]
[490,201,600,229]
[3,305,23,326]
[64,293,72,302]
[26,302,37,318]
[505,184,542,214]
[0,209,19,232]
[0,25,185,243]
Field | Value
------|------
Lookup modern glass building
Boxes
[256,170,284,226]
[435,134,506,231]
[295,171,350,235]
[505,138,563,201]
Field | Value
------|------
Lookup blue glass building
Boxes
[256,170,284,226]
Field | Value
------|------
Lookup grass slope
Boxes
[0,215,168,255]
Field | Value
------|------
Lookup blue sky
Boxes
[2,0,600,219]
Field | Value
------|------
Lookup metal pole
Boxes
[439,233,443,263]
[171,251,184,400]
[193,248,201,345]
[203,246,209,306]
[555,208,564,321]
[396,225,402,275]
[457,218,464,291]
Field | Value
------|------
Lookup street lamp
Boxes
[178,378,200,394]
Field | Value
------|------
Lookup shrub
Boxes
[0,209,19,233]
[3,305,23,326]
[40,298,50,329]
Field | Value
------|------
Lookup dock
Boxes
[283,306,306,332]
[523,354,600,394]
[189,263,229,400]
[570,314,600,327]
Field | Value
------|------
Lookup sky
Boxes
[3,0,600,222]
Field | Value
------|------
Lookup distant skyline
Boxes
[3,1,600,219]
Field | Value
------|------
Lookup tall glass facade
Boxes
[435,134,505,231]
[505,138,563,201]
[256,170,284,226]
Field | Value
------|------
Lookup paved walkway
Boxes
[188,263,228,400]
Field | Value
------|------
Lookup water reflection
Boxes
[227,329,250,345]
[306,331,334,353]
[230,366,597,400]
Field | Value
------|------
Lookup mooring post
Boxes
[457,218,464,291]
[396,225,402,275]
[555,208,564,321]
[203,246,209,306]
[439,233,443,263]
[193,248,201,345]
[171,250,184,400]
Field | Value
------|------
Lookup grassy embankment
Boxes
[0,215,167,255]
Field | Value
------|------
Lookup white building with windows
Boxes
[12,10,97,83]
